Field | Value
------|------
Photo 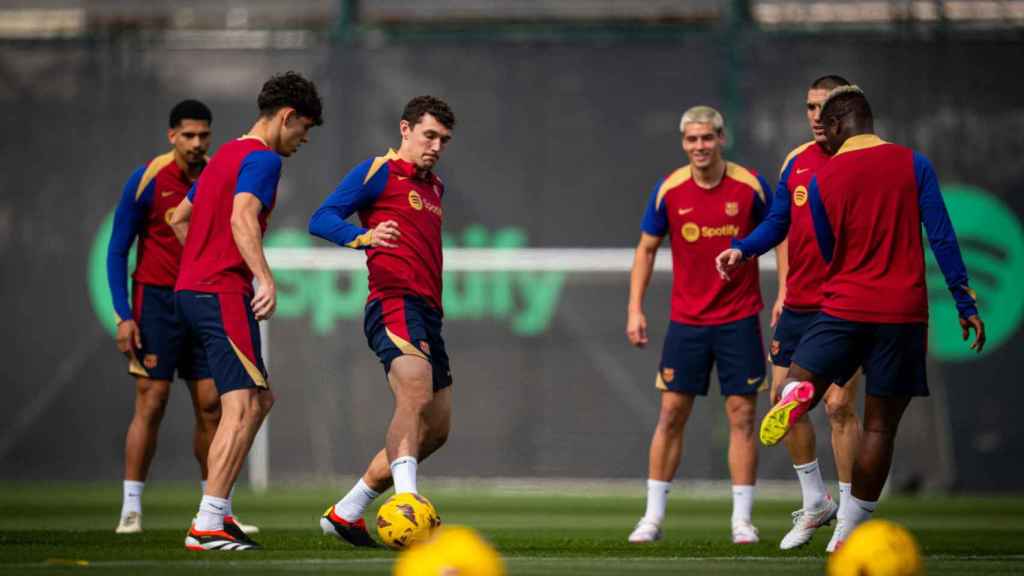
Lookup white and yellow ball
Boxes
[376,492,441,551]
[827,519,924,576]
[393,525,505,576]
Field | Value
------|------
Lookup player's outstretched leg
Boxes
[629,392,694,543]
[760,380,815,446]
[322,362,450,548]
[117,377,171,534]
[770,364,838,549]
[827,394,910,552]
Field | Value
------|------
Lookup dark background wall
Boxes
[2,25,1021,490]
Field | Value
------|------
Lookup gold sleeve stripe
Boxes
[345,230,374,248]
[228,337,269,389]
[779,141,815,176]
[135,151,176,201]
[363,148,401,185]
[726,162,767,204]
[655,166,693,210]
[385,328,429,360]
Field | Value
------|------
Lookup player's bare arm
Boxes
[231,192,276,320]
[626,232,663,348]
[169,197,192,245]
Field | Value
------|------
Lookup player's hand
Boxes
[252,279,277,321]
[771,297,784,328]
[115,319,142,353]
[715,248,744,281]
[626,310,648,348]
[960,314,985,353]
[370,220,400,248]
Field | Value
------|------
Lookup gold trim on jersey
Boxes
[135,151,176,201]
[833,134,888,158]
[364,149,401,185]
[779,141,816,176]
[725,162,767,204]
[655,166,692,210]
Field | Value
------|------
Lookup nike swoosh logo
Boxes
[796,168,810,174]
[747,377,762,385]
[161,191,175,197]
[211,505,224,511]
[396,175,409,180]
[678,208,694,215]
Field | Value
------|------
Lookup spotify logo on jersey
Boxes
[926,185,1024,361]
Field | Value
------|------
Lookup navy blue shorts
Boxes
[769,308,819,367]
[176,290,269,395]
[365,296,452,392]
[791,313,928,397]
[128,283,210,382]
[657,315,765,396]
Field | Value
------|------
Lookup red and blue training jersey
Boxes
[641,162,772,325]
[732,141,831,311]
[107,151,201,323]
[309,149,445,312]
[808,134,977,323]
[175,137,281,296]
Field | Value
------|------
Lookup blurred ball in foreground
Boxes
[827,519,924,576]
[394,525,506,576]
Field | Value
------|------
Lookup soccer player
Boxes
[715,75,862,550]
[175,71,322,551]
[107,100,241,534]
[625,106,771,545]
[757,86,985,549]
[309,96,455,547]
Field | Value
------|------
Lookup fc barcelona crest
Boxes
[725,202,739,217]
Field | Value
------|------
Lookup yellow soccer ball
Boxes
[827,519,925,576]
[376,492,441,551]
[394,525,505,576]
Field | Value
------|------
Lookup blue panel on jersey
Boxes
[914,152,977,318]
[733,171,791,258]
[808,176,834,263]
[236,150,282,209]
[107,166,149,323]
[640,178,668,237]
[309,157,390,249]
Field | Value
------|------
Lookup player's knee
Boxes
[138,386,170,418]
[656,403,688,433]
[257,390,275,415]
[825,394,856,428]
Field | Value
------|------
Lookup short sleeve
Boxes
[236,150,283,209]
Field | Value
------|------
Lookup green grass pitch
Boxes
[1,482,1022,575]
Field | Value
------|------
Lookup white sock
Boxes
[838,482,852,511]
[838,493,876,528]
[196,495,229,531]
[121,480,145,517]
[794,460,828,510]
[642,479,671,524]
[731,485,756,525]
[334,478,381,522]
[391,457,418,494]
